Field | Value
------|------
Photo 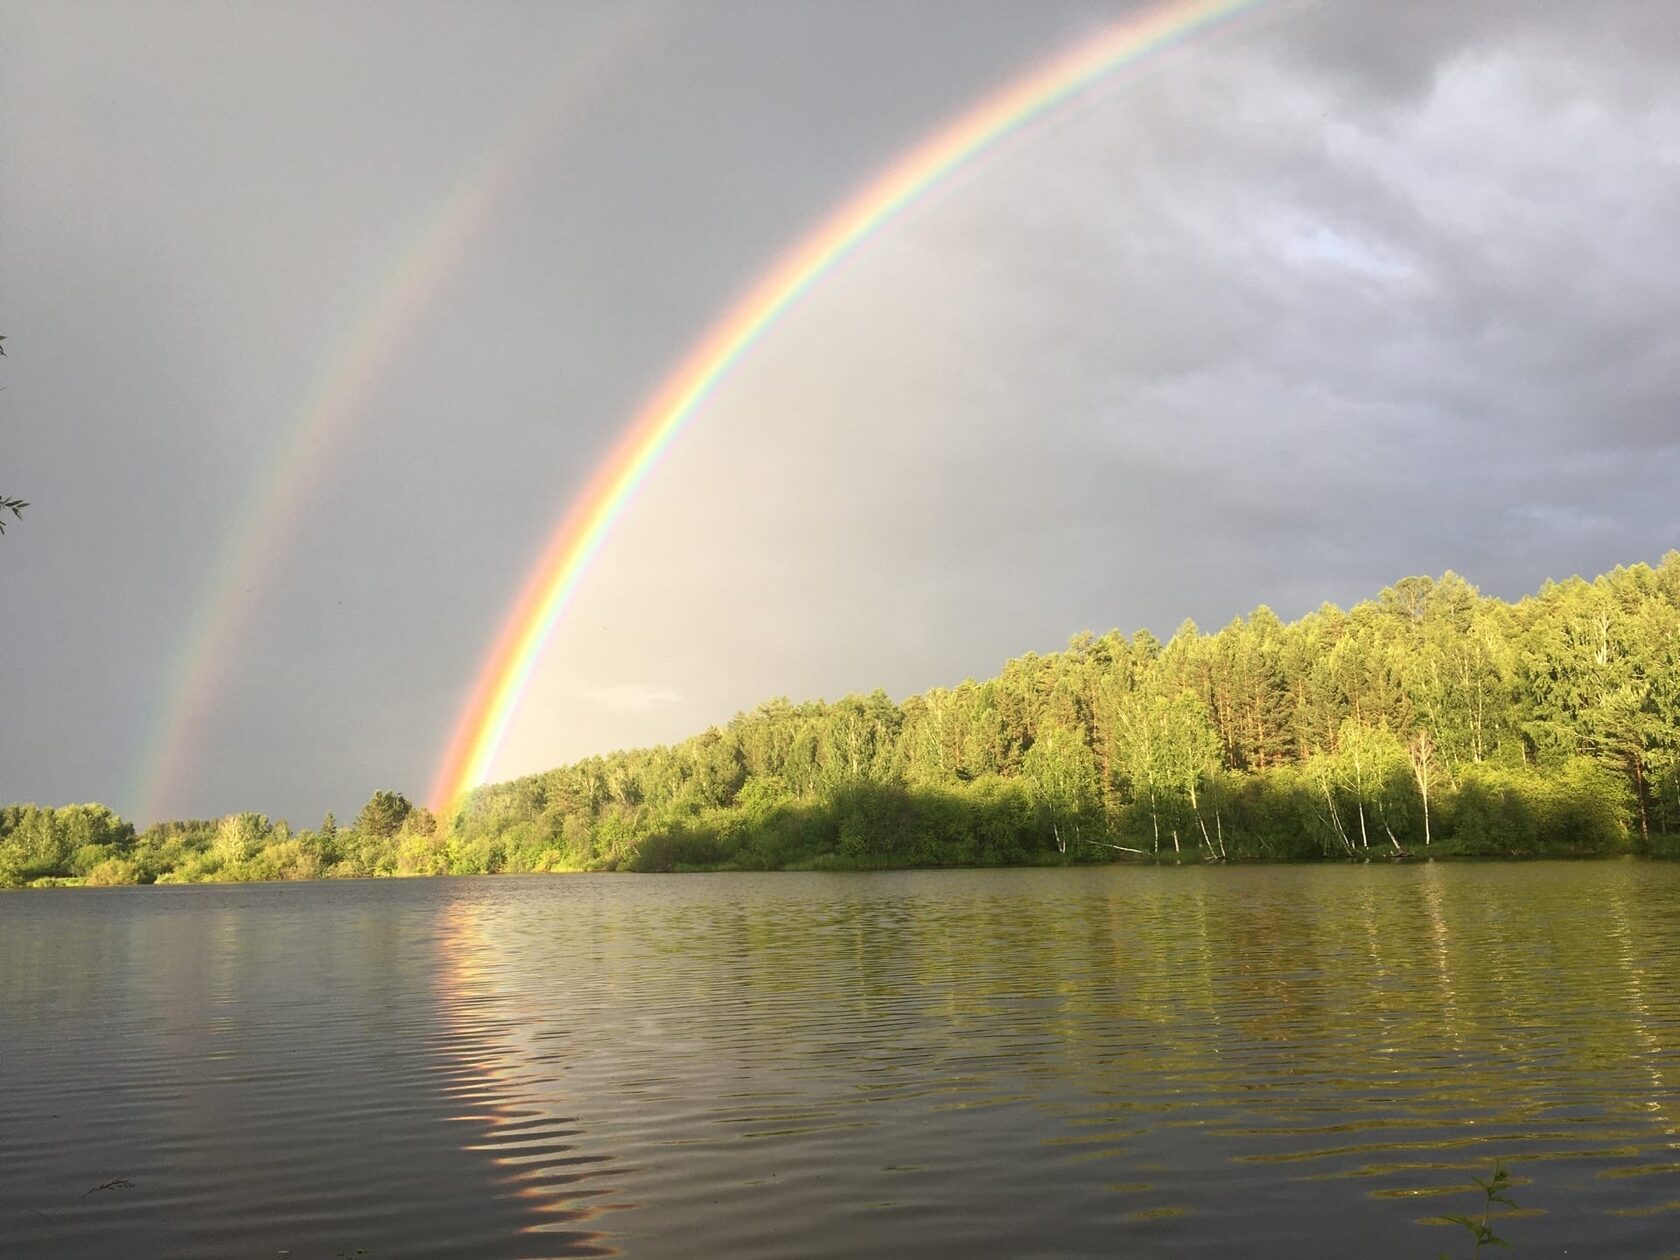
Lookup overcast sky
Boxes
[2,0,1676,826]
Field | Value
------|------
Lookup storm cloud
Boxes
[3,0,1675,822]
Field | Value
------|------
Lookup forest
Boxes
[4,557,1678,886]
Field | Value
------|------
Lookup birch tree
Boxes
[1408,728,1438,845]
[1021,723,1099,852]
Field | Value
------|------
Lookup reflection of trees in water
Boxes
[1419,863,1465,1059]
[1602,874,1671,1133]
[427,867,1680,1251]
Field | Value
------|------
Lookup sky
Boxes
[2,0,1676,827]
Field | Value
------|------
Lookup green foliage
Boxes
[6,558,1680,884]
[396,556,1680,874]
[84,858,142,886]
[212,812,270,868]
[0,803,134,886]
[356,791,412,840]
[1437,1163,1518,1255]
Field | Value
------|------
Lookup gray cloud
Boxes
[3,0,1676,819]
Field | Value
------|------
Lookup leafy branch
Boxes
[1437,1163,1517,1255]
[0,334,22,535]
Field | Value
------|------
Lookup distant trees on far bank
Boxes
[0,794,441,887]
[5,554,1679,886]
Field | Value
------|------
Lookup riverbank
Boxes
[9,834,1677,887]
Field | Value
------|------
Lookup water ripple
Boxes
[4,863,1680,1255]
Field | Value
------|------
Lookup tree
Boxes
[213,812,270,867]
[1408,728,1438,845]
[8,556,1677,879]
[356,790,412,839]
[1163,693,1226,859]
[1021,723,1099,852]
[1102,686,1170,852]
[1102,688,1222,856]
[1332,719,1407,851]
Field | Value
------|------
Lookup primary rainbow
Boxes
[429,0,1271,811]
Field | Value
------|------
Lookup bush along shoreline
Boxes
[7,556,1679,885]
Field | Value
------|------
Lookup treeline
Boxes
[0,792,437,888]
[5,558,1679,886]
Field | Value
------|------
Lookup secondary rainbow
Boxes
[430,0,1275,810]
[130,9,660,824]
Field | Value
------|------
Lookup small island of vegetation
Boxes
[6,556,1678,887]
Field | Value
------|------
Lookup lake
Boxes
[3,863,1678,1256]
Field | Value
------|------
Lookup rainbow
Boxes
[429,0,1275,811]
[131,9,661,824]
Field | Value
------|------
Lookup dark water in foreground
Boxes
[3,864,1678,1258]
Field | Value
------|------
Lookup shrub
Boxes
[84,858,142,886]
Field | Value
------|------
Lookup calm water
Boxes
[3,863,1679,1257]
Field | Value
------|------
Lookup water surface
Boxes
[3,863,1678,1256]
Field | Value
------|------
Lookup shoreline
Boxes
[11,842,1678,889]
